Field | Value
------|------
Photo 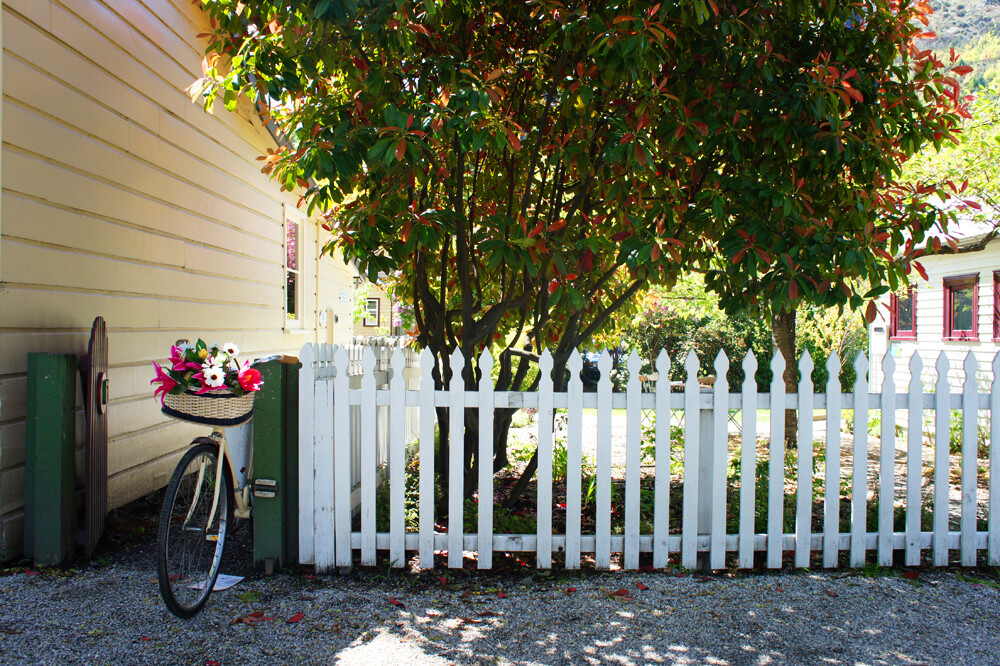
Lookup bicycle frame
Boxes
[204,426,254,524]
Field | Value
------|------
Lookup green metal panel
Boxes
[24,353,77,566]
[252,358,299,572]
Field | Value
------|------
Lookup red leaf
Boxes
[389,597,405,607]
[609,589,632,597]
[901,570,920,580]
[24,570,40,576]
[286,612,304,623]
[395,139,407,161]
[612,230,632,242]
[788,280,799,300]
[497,591,507,599]
[460,617,483,624]
[477,611,497,617]
[692,121,709,136]
[864,300,877,324]
[566,587,577,595]
[952,64,973,76]
[140,636,153,642]
[732,248,747,264]
[438,576,447,588]
[825,590,839,598]
[650,244,661,261]
[674,125,687,139]
[206,662,221,666]
[506,128,522,152]
[636,582,649,591]
[914,261,928,281]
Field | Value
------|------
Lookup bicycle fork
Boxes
[182,446,226,541]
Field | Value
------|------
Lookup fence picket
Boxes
[596,351,613,569]
[992,353,1000,565]
[389,349,406,567]
[298,343,316,567]
[961,352,978,566]
[934,352,950,566]
[906,354,923,566]
[333,346,352,568]
[313,379,335,573]
[478,349,495,570]
[448,349,465,569]
[711,352,729,570]
[796,352,814,569]
[360,348,378,566]
[851,353,869,568]
[624,351,643,570]
[739,352,758,569]
[538,351,555,569]
[682,351,701,570]
[418,350,436,569]
[767,352,786,569]
[823,352,841,568]
[653,350,672,569]
[879,353,896,566]
[566,353,584,569]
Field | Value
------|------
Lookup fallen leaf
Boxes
[566,587,577,595]
[460,591,473,599]
[140,636,153,642]
[497,590,507,599]
[24,570,40,576]
[637,582,649,591]
[901,571,919,580]
[229,610,276,626]
[609,589,632,598]
[438,576,447,588]
[206,661,221,666]
[825,590,839,598]
[477,611,497,617]
[389,597,405,608]
[287,612,304,623]
[774,587,785,592]
[460,617,482,624]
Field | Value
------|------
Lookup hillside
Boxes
[923,0,1000,50]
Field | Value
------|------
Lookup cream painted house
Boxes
[869,228,1000,394]
[0,0,357,559]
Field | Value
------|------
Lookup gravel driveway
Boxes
[2,527,999,666]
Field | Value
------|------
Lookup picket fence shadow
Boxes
[297,343,999,573]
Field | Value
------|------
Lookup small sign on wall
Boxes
[340,290,351,304]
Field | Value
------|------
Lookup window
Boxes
[943,274,979,341]
[285,215,300,321]
[365,298,380,327]
[889,287,917,340]
[994,271,1000,341]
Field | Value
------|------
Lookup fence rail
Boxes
[298,345,1000,573]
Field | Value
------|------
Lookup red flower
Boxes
[239,367,263,392]
[150,362,179,404]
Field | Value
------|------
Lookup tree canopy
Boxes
[194,0,971,495]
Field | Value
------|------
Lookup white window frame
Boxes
[284,205,306,331]
[364,298,380,327]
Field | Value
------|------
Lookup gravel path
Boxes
[2,542,999,665]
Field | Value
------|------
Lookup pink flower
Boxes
[150,362,179,405]
[238,366,263,392]
[169,346,189,372]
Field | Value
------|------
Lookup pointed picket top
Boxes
[742,349,758,376]
[478,347,494,380]
[420,347,434,374]
[391,347,406,376]
[684,349,700,383]
[539,348,554,378]
[935,351,950,380]
[598,349,613,374]
[627,349,642,376]
[909,352,923,378]
[964,350,979,379]
[881,349,896,376]
[656,349,671,376]
[333,344,349,375]
[361,345,377,374]
[449,347,465,385]
[770,349,786,377]
[799,349,814,377]
[715,349,730,376]
[568,349,583,374]
[826,350,841,377]
[300,342,315,367]
[853,351,869,376]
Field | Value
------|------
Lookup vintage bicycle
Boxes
[153,343,281,618]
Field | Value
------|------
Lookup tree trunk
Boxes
[771,308,797,447]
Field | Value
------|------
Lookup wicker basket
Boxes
[161,389,255,427]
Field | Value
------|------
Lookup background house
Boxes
[0,0,357,559]
[869,222,1000,393]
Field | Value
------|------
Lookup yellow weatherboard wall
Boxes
[0,0,354,559]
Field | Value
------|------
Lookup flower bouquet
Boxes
[151,339,263,426]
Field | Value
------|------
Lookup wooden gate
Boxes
[80,316,108,558]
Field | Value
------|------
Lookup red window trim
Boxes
[943,273,979,341]
[889,287,917,340]
[994,271,1000,342]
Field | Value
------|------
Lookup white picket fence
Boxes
[297,344,999,572]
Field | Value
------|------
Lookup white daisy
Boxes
[203,366,226,388]
[222,342,240,357]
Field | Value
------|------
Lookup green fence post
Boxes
[252,358,299,573]
[24,353,77,566]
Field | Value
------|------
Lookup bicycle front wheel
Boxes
[157,442,231,618]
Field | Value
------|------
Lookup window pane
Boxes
[953,285,974,331]
[286,220,298,271]
[286,272,297,318]
[897,294,914,331]
[367,299,379,323]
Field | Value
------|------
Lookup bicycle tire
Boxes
[157,442,232,618]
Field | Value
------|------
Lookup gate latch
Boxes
[253,478,278,498]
